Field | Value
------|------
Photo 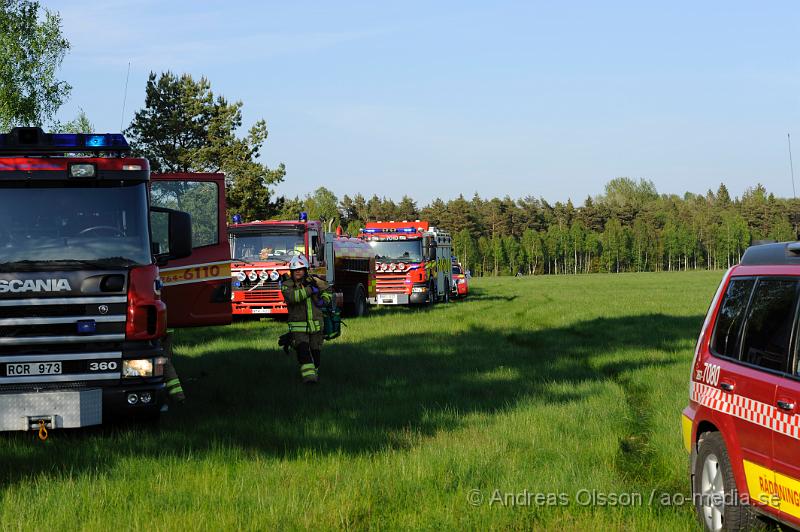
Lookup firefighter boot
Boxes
[311,349,322,379]
[166,377,186,403]
[300,363,318,384]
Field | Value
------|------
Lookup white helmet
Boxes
[289,254,310,271]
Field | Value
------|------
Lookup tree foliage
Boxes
[126,72,285,221]
[0,0,71,129]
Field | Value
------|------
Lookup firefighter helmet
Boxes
[289,254,310,271]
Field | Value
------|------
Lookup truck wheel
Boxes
[351,284,368,317]
[693,431,759,531]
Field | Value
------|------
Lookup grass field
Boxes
[0,271,725,530]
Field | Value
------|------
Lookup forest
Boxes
[277,177,800,276]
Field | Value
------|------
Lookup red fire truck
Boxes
[358,221,452,306]
[0,127,231,432]
[229,217,376,317]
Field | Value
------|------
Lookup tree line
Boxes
[280,179,800,276]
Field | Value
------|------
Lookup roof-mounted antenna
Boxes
[119,61,131,131]
[789,133,796,199]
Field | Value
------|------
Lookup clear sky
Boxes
[48,0,800,204]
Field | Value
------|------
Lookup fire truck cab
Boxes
[0,127,231,432]
[229,217,375,317]
[359,221,452,306]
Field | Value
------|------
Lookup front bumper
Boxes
[369,293,411,305]
[0,381,166,432]
[232,303,287,315]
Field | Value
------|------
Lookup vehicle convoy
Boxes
[358,221,452,306]
[0,127,231,433]
[229,217,376,317]
[683,241,800,530]
[450,260,469,298]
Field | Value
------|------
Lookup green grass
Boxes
[0,271,724,530]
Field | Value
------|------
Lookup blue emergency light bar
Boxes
[360,227,417,234]
[0,127,130,155]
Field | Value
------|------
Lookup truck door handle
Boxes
[720,382,735,392]
[777,400,796,412]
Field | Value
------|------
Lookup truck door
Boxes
[150,173,232,328]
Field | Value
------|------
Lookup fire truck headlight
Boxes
[270,270,280,281]
[236,271,247,282]
[412,286,428,293]
[248,271,258,282]
[123,359,154,378]
[259,271,269,281]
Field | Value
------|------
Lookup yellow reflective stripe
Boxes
[288,322,308,332]
[306,298,314,322]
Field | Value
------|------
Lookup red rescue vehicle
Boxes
[0,128,231,432]
[229,217,375,317]
[683,241,800,530]
[450,260,469,298]
[358,221,452,306]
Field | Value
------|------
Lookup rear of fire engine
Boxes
[359,221,452,306]
[0,128,192,432]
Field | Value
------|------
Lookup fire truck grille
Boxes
[0,296,127,353]
[376,274,408,293]
[241,289,283,303]
[0,381,92,393]
[233,280,281,291]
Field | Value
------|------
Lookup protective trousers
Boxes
[293,331,323,382]
[162,331,185,402]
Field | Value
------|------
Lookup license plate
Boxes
[6,362,62,377]
[380,295,397,304]
[252,308,271,314]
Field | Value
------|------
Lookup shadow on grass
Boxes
[0,311,703,489]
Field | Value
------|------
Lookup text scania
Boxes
[0,279,72,293]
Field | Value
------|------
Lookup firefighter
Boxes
[280,254,332,384]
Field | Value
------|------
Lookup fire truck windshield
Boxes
[0,182,151,270]
[368,239,423,262]
[230,229,305,263]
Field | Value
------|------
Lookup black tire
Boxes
[693,431,760,531]
[350,284,368,317]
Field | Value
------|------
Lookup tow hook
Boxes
[26,416,53,440]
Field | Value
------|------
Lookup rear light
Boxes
[122,164,142,171]
[126,265,167,341]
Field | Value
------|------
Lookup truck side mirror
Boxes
[151,206,192,265]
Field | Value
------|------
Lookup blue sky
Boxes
[48,0,800,204]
